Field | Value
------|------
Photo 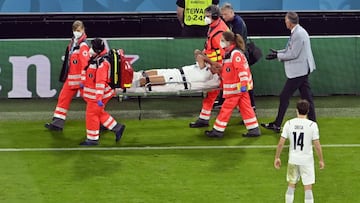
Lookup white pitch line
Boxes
[0,144,359,152]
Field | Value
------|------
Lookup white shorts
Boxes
[126,65,219,93]
[287,163,315,185]
[156,69,182,83]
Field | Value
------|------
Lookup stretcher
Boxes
[114,74,221,120]
[115,73,220,98]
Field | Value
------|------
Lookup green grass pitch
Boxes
[0,96,359,203]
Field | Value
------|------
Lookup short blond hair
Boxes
[72,20,84,31]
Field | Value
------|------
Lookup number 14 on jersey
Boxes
[293,132,304,151]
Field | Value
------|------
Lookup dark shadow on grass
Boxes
[166,119,261,172]
[70,152,122,181]
[47,128,82,148]
[45,125,123,180]
[48,130,65,140]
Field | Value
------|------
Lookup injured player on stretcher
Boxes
[123,63,220,93]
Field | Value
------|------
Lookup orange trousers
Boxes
[53,82,79,120]
[199,89,220,120]
[85,97,116,140]
[213,93,258,132]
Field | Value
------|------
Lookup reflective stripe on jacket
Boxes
[204,19,229,63]
[67,41,89,89]
[83,59,114,101]
[221,48,253,98]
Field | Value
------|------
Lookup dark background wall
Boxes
[0,11,359,39]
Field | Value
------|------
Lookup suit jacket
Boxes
[277,25,316,79]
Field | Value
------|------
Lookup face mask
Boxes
[89,48,96,56]
[73,31,82,39]
[220,40,229,48]
[204,17,212,25]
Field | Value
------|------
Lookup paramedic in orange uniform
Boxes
[45,20,90,131]
[79,38,126,146]
[204,31,261,137]
[189,5,229,128]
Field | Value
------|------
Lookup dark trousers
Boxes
[274,75,316,126]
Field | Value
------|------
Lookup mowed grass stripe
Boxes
[1,107,360,120]
[0,144,359,152]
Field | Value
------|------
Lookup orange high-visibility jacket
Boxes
[221,47,253,98]
[204,18,229,63]
[67,35,90,89]
[82,52,114,102]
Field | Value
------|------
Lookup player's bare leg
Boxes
[140,76,165,86]
[144,70,158,76]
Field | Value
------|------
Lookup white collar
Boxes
[291,24,299,33]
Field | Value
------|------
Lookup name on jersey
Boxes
[294,125,304,130]
[185,8,205,15]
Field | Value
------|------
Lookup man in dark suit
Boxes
[262,12,317,133]
[220,3,248,45]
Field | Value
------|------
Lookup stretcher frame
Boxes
[116,81,220,99]
[115,81,221,120]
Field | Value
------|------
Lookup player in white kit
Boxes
[274,99,324,203]
[129,63,219,92]
[141,64,213,85]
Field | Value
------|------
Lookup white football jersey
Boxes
[182,64,213,83]
[281,118,319,165]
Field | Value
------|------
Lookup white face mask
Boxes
[204,17,212,25]
[73,31,82,39]
[89,48,96,56]
[220,40,229,48]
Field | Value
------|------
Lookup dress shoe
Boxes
[260,122,281,133]
[79,139,99,146]
[44,123,63,131]
[205,129,224,138]
[115,124,126,142]
[242,127,261,137]
[189,119,209,128]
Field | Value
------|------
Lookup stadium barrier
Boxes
[0,36,359,98]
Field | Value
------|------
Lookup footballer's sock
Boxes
[285,186,295,203]
[304,190,314,203]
